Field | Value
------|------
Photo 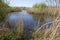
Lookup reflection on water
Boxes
[7,10,36,29]
[7,10,53,28]
[7,10,53,40]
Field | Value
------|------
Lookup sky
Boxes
[8,0,48,7]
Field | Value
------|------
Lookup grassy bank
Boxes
[30,16,60,40]
[27,7,59,17]
[27,3,60,17]
[9,7,22,12]
[0,0,22,21]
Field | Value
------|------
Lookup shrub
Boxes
[33,3,47,9]
[0,0,10,21]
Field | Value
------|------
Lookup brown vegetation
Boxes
[27,7,60,17]
[30,15,60,40]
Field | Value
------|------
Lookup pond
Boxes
[6,10,54,40]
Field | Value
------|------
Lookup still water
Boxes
[7,10,53,39]
[7,10,36,30]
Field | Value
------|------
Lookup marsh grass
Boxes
[0,1,60,39]
[30,14,60,40]
[0,8,60,40]
[0,16,25,40]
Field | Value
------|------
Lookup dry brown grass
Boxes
[27,7,60,17]
[31,15,60,40]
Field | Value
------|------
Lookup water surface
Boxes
[7,10,53,40]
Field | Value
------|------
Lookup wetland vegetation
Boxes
[0,0,60,40]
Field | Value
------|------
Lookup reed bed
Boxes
[30,14,60,40]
